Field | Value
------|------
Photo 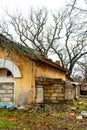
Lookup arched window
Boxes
[7,70,13,77]
[0,68,13,77]
[0,58,22,78]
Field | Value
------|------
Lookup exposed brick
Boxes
[57,97,64,100]
[44,86,51,90]
[44,97,49,100]
[47,90,54,93]
[36,77,65,103]
[53,84,60,87]
[56,85,63,88]
[42,82,49,85]
[50,96,57,100]
[51,93,59,97]
[55,88,62,93]
[50,86,59,89]
[46,78,54,82]
[58,93,64,96]
[1,98,11,102]
[44,93,50,97]
[51,100,59,103]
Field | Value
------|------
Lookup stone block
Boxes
[43,90,48,93]
[44,93,50,97]
[53,84,59,87]
[51,93,58,97]
[36,81,42,85]
[55,88,62,93]
[47,90,54,93]
[44,97,49,100]
[44,86,51,90]
[57,85,63,88]
[54,79,62,84]
[50,86,58,89]
[51,100,59,103]
[0,94,3,98]
[50,96,57,100]
[0,90,7,93]
[4,94,13,98]
[46,78,54,82]
[6,90,14,93]
[57,94,64,97]
[1,98,11,102]
[57,97,64,100]
[36,86,43,103]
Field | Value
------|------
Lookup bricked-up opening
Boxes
[0,82,14,104]
[36,77,65,103]
[0,69,14,104]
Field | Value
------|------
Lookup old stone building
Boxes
[0,34,70,105]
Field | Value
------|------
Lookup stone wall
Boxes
[0,82,14,104]
[64,81,76,100]
[64,81,81,100]
[36,77,65,103]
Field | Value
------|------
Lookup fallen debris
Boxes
[0,103,16,109]
[76,115,83,120]
[81,111,87,118]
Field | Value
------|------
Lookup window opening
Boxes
[7,70,12,77]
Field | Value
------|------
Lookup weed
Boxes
[0,117,17,129]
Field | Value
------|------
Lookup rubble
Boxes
[70,106,77,111]
[76,115,83,120]
[0,103,16,109]
[81,111,87,118]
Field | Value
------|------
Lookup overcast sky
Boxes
[0,0,67,14]
[0,0,66,9]
[0,0,86,17]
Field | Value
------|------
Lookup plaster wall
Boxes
[36,62,66,80]
[0,46,67,105]
[0,47,35,105]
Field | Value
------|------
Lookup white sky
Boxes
[0,0,67,14]
[0,0,86,16]
[0,0,66,9]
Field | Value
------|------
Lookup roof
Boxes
[0,34,68,73]
[0,34,41,60]
[36,57,68,72]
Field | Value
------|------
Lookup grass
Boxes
[0,99,87,129]
[0,117,17,129]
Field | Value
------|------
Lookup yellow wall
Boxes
[0,46,67,105]
[0,47,35,105]
[36,62,66,80]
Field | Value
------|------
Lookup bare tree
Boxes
[1,5,87,77]
[51,6,87,76]
[1,8,49,54]
[66,0,87,77]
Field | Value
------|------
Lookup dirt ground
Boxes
[0,98,87,130]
